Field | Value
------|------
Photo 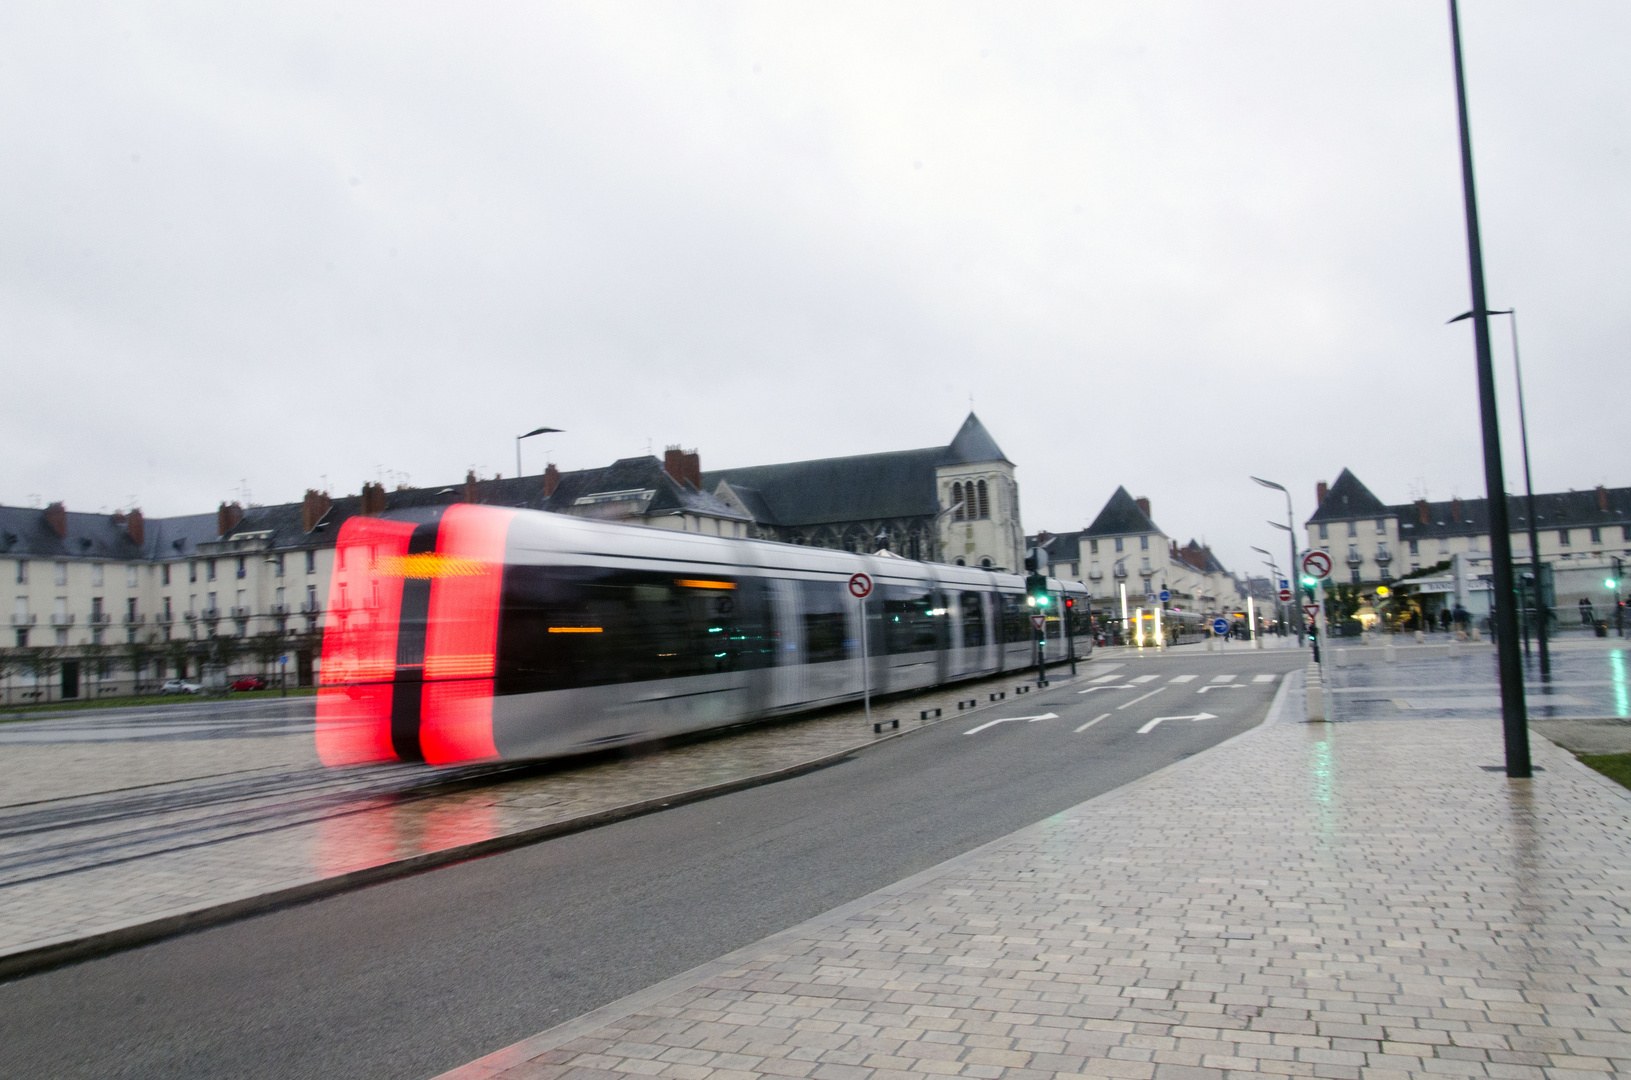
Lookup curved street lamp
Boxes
[1251,477,1302,645]
[516,427,563,478]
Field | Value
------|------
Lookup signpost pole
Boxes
[849,573,874,727]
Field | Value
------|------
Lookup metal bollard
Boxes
[957,699,977,710]
[873,718,900,733]
[1015,685,1030,694]
[920,707,942,720]
[990,691,1005,701]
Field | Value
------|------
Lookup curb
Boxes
[0,664,1101,983]
[431,669,1303,1080]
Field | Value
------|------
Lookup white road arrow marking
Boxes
[1137,711,1218,734]
[1196,684,1245,694]
[1079,684,1135,693]
[1075,712,1111,733]
[963,712,1058,735]
[1117,688,1165,710]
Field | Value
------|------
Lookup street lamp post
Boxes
[1486,308,1549,679]
[1252,545,1283,636]
[1446,0,1528,778]
[515,427,563,479]
[1253,476,1301,646]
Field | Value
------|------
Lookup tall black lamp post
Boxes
[1446,0,1529,777]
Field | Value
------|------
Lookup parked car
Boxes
[230,676,269,692]
[160,679,202,695]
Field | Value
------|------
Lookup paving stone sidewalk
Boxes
[444,681,1631,1080]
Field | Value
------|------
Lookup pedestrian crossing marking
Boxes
[1131,675,1159,684]
[1169,675,1197,683]
[1210,674,1236,683]
[1088,673,1122,684]
[1252,673,1277,683]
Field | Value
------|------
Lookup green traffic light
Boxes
[1300,576,1317,587]
[1608,578,1620,590]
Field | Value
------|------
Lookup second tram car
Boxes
[316,504,1089,766]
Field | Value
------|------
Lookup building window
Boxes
[189,561,198,583]
[951,482,965,521]
[54,562,67,586]
[274,554,285,578]
[163,596,172,620]
[980,557,992,568]
[91,564,104,587]
[1559,529,1571,547]
[1380,569,1392,583]
[1089,539,1098,555]
[1139,535,1149,551]
[1375,519,1386,534]
[976,479,989,519]
[1438,537,1449,554]
[13,560,24,585]
[1589,526,1602,544]
[1408,539,1418,555]
[1114,537,1123,553]
[305,550,316,574]
[1348,544,1359,560]
[236,556,247,579]
[1350,569,1362,584]
[1318,523,1328,540]
[207,559,217,581]
[126,564,138,588]
[160,564,170,586]
[14,629,26,647]
[1346,521,1357,537]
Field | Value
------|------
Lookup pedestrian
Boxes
[1579,597,1596,626]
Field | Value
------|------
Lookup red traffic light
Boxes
[1064,598,1074,608]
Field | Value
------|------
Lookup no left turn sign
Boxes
[848,572,873,599]
[1301,550,1333,579]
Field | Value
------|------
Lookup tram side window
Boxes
[800,579,850,664]
[999,593,1029,644]
[960,590,985,648]
[882,584,944,654]
[497,567,774,694]
[1068,602,1091,638]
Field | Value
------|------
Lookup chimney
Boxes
[360,482,388,516]
[113,508,146,546]
[217,501,244,537]
[44,501,67,539]
[1451,497,1463,523]
[461,471,481,505]
[1135,496,1151,520]
[302,489,333,532]
[1416,498,1429,524]
[1598,485,1609,512]
[542,462,561,498]
[663,446,702,490]
[1316,481,1329,506]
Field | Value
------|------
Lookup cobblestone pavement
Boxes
[0,664,1094,971]
[442,690,1631,1080]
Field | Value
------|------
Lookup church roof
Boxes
[700,413,1008,528]
[1308,468,1390,523]
[1083,487,1160,537]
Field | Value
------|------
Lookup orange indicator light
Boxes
[548,626,604,633]
[374,553,490,579]
[675,578,735,590]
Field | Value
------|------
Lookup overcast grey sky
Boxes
[3,2,1626,576]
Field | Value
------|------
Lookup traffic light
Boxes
[1025,573,1050,607]
[1300,574,1318,601]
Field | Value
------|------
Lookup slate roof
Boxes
[1083,487,1160,537]
[700,413,1010,528]
[141,513,227,559]
[0,506,147,561]
[1176,539,1228,575]
[1308,468,1390,523]
[1028,532,1083,566]
[538,457,746,521]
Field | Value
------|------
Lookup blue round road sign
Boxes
[1158,589,1170,603]
[1211,617,1229,635]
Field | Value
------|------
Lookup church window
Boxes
[952,482,965,521]
[976,480,989,519]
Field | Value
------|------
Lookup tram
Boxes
[315,504,1090,766]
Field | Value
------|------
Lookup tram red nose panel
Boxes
[315,516,418,766]
[418,504,515,765]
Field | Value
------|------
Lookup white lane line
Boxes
[1117,687,1165,710]
[1088,673,1122,684]
[1137,711,1217,734]
[1169,675,1197,684]
[1210,674,1237,683]
[1196,684,1245,694]
[1131,675,1159,684]
[1252,673,1277,683]
[1075,713,1111,733]
[964,712,1058,735]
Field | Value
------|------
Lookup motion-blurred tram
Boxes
[315,504,1090,766]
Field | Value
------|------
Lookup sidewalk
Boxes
[442,675,1631,1080]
